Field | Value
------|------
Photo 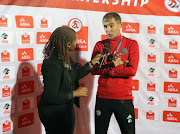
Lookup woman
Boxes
[38,26,102,134]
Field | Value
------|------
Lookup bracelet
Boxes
[90,61,95,66]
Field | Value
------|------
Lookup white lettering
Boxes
[77,39,86,44]
[22,55,31,59]
[134,0,138,6]
[168,88,178,92]
[20,23,30,26]
[167,117,177,121]
[93,0,99,3]
[40,39,48,42]
[122,0,131,6]
[168,59,179,63]
[102,0,109,4]
[112,0,118,5]
[141,0,149,7]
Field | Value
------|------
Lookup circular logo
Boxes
[164,0,180,12]
[68,18,82,32]
[96,110,101,116]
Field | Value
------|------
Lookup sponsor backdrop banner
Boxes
[0,0,180,134]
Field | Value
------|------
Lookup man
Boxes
[91,12,139,134]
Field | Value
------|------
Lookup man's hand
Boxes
[112,54,129,67]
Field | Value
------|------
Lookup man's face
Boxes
[102,17,122,39]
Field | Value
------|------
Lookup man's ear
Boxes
[119,23,122,29]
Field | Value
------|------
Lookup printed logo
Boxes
[148,39,155,48]
[37,64,42,76]
[96,110,101,116]
[168,97,177,107]
[122,22,139,33]
[18,112,34,128]
[132,80,139,91]
[2,85,11,98]
[169,39,178,49]
[15,16,34,28]
[148,24,156,34]
[68,18,82,32]
[164,0,180,12]
[148,67,155,76]
[22,99,30,110]
[3,103,10,115]
[164,25,180,35]
[3,120,11,132]
[41,17,48,28]
[169,68,177,78]
[1,33,8,44]
[147,53,156,62]
[146,110,155,120]
[36,32,51,44]
[101,34,108,40]
[1,50,10,62]
[127,114,132,123]
[21,33,30,44]
[163,111,180,122]
[147,81,156,91]
[147,96,154,105]
[67,18,88,51]
[0,15,8,27]
[164,82,180,94]
[18,48,34,61]
[22,65,30,77]
[2,68,10,79]
[18,81,34,95]
[164,53,180,64]
[135,108,138,119]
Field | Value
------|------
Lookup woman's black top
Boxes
[38,54,91,108]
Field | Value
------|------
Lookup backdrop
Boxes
[0,0,180,134]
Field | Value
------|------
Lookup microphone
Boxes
[98,43,110,70]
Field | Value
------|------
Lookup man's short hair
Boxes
[103,12,121,23]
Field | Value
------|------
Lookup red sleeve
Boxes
[108,40,139,77]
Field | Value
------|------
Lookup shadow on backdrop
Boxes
[71,51,95,134]
[10,62,42,134]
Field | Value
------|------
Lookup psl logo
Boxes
[165,0,180,12]
[68,18,82,32]
[1,33,8,44]
[147,96,154,105]
[148,67,155,76]
[3,103,10,115]
[3,68,10,79]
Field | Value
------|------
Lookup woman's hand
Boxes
[112,54,129,67]
[89,54,104,68]
[73,87,88,97]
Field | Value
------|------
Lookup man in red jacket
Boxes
[91,12,139,134]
